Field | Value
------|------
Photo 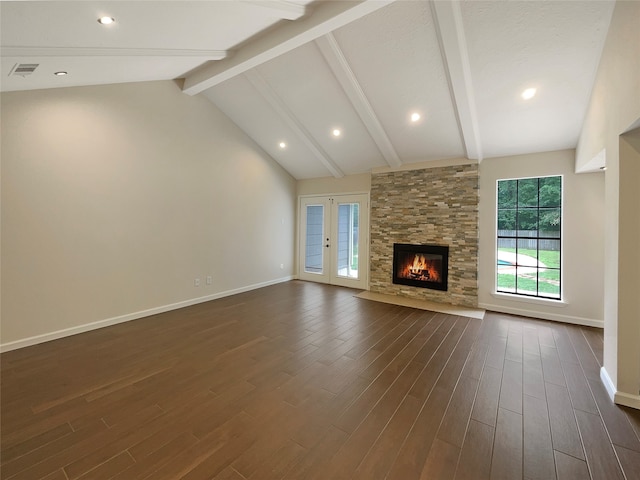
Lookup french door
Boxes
[298,194,369,289]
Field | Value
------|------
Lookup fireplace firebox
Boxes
[392,243,449,291]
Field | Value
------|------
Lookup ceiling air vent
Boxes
[9,63,39,77]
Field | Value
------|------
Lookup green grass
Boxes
[497,273,560,296]
[497,247,560,297]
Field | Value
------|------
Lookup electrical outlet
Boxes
[280,264,284,269]
[206,276,212,285]
[194,278,200,287]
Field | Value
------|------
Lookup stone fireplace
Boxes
[369,163,479,307]
[393,243,449,291]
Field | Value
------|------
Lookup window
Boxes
[496,176,562,299]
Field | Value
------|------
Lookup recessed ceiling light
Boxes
[98,16,115,25]
[410,112,421,122]
[521,87,537,100]
[279,142,286,149]
[332,129,341,137]
[54,71,68,76]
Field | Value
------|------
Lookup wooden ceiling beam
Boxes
[430,0,483,161]
[182,0,395,96]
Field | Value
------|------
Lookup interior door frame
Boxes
[297,192,370,290]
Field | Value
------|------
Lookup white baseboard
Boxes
[0,276,294,353]
[601,367,640,410]
[600,367,617,401]
[615,391,640,410]
[478,302,604,328]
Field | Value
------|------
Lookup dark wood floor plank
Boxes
[546,382,585,460]
[581,328,604,365]
[537,323,557,348]
[231,405,313,479]
[586,376,640,452]
[405,317,462,398]
[505,324,523,363]
[499,359,523,414]
[575,409,625,480]
[326,360,425,475]
[576,410,624,480]
[61,403,167,478]
[624,406,640,444]
[419,438,460,480]
[282,425,348,480]
[40,469,69,480]
[1,417,110,479]
[352,395,422,480]
[0,422,73,464]
[0,281,633,480]
[287,390,336,450]
[541,345,567,386]
[454,419,494,480]
[552,325,580,365]
[342,308,412,361]
[522,325,541,356]
[555,450,590,480]
[149,411,258,480]
[385,318,478,480]
[523,351,546,400]
[437,373,480,448]
[460,332,489,380]
[1,397,94,449]
[523,394,556,480]
[614,444,640,480]
[332,315,448,434]
[484,335,507,371]
[490,407,523,480]
[75,450,135,480]
[212,466,246,480]
[471,366,502,427]
[326,317,472,480]
[114,432,199,480]
[343,313,417,366]
[561,360,599,415]
[565,326,602,380]
[246,439,307,480]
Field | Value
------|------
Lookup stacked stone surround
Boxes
[369,164,479,307]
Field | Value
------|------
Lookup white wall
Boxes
[575,0,640,407]
[618,131,640,399]
[296,173,371,197]
[1,80,296,349]
[478,150,605,327]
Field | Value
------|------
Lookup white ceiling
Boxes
[1,1,616,179]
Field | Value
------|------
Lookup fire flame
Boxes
[403,254,441,282]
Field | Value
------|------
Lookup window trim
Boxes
[490,291,568,307]
[495,175,563,301]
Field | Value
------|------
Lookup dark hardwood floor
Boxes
[2,280,639,479]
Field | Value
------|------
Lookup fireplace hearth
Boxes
[393,243,449,291]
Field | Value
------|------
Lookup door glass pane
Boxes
[336,203,359,279]
[305,205,324,274]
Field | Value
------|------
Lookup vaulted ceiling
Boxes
[1,1,616,179]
